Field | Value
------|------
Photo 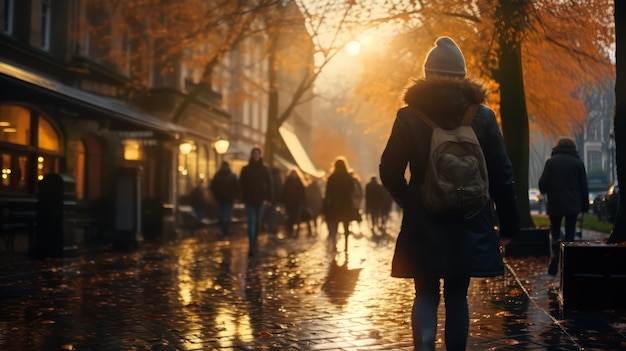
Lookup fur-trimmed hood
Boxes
[403,77,488,128]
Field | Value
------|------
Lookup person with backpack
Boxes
[379,36,519,351]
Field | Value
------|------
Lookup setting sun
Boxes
[346,40,361,55]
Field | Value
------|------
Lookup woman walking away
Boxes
[323,157,358,250]
[379,36,519,351]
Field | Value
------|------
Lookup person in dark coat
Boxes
[538,137,589,276]
[282,169,307,236]
[239,147,273,256]
[266,167,283,234]
[365,176,384,231]
[379,37,519,351]
[189,179,209,220]
[323,157,358,246]
[210,161,239,237]
[304,176,323,234]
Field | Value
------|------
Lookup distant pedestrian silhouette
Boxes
[210,161,239,236]
[538,137,589,276]
[322,157,360,250]
[239,147,273,256]
[365,176,384,232]
[282,169,307,236]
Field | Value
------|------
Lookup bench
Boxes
[0,206,37,255]
[74,199,109,242]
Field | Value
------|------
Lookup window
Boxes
[0,104,30,145]
[589,151,602,171]
[38,117,60,151]
[2,0,14,35]
[41,0,51,50]
[0,104,61,195]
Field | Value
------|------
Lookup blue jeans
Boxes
[245,204,265,246]
[216,203,233,236]
[412,276,470,351]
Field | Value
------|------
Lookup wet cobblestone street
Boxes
[1,213,626,350]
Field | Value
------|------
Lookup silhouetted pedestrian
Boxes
[379,36,519,351]
[304,176,324,234]
[323,157,359,248]
[189,179,209,221]
[266,167,283,234]
[282,169,306,236]
[538,137,589,276]
[239,147,273,256]
[210,161,239,236]
[365,176,384,231]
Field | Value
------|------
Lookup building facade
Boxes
[0,0,231,254]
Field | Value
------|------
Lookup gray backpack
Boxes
[413,104,489,218]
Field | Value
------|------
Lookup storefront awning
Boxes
[278,127,325,178]
[0,59,188,135]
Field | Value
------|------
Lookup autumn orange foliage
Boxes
[350,0,614,139]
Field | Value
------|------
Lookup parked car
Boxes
[598,182,619,222]
[591,192,604,217]
[528,188,544,213]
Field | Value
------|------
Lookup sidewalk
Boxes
[1,220,625,350]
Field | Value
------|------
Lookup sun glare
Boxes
[346,40,361,56]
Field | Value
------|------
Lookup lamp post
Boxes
[179,141,193,195]
[610,132,616,184]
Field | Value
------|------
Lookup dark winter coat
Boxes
[210,168,239,205]
[323,171,359,222]
[380,77,519,279]
[538,149,589,216]
[282,174,306,218]
[365,179,384,214]
[239,159,273,206]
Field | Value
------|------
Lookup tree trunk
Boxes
[495,0,534,229]
[264,45,279,168]
[608,0,625,243]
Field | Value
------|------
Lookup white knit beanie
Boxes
[423,37,467,78]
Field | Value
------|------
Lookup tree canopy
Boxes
[350,0,614,138]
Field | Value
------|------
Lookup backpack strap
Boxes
[410,107,438,130]
[461,104,480,126]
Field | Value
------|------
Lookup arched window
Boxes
[0,104,61,195]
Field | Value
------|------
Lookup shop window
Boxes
[38,117,60,151]
[76,140,85,199]
[37,155,57,181]
[0,104,30,145]
[0,104,61,195]
[0,152,30,193]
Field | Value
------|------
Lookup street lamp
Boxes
[179,142,193,155]
[178,141,194,196]
[609,132,616,184]
[214,138,229,165]
[214,138,230,155]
